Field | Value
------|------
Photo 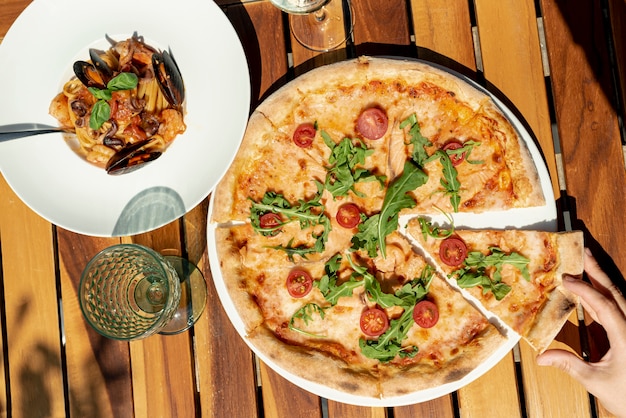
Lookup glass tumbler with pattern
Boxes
[79,244,207,340]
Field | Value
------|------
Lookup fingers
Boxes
[562,250,626,348]
[536,349,593,386]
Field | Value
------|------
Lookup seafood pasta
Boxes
[210,57,585,400]
[49,34,185,175]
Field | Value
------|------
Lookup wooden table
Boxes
[1,0,625,417]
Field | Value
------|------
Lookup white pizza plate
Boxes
[0,0,250,237]
[207,58,556,406]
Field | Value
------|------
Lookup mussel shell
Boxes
[152,50,185,108]
[89,48,114,82]
[105,139,161,175]
[73,60,107,89]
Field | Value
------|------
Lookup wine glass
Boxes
[79,244,207,340]
[270,0,354,52]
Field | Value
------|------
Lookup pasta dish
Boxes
[49,34,186,174]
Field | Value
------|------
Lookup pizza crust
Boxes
[378,324,505,397]
[525,231,584,352]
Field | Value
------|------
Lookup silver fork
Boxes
[0,123,74,142]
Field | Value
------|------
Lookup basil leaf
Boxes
[89,100,110,130]
[107,72,138,91]
[88,87,112,101]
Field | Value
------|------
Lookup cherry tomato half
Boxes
[293,123,316,148]
[443,140,465,166]
[336,203,361,228]
[286,269,313,298]
[360,308,389,337]
[259,213,281,230]
[356,107,388,140]
[413,300,439,328]
[439,236,468,267]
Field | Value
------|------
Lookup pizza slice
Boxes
[214,224,506,396]
[211,111,328,223]
[406,217,584,352]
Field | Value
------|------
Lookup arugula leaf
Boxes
[426,150,461,212]
[451,247,529,300]
[400,114,432,167]
[288,303,327,337]
[353,160,427,258]
[315,255,366,305]
[250,190,331,260]
[321,132,385,197]
[417,216,455,240]
[359,307,418,362]
[358,267,435,362]
[309,253,436,362]
[446,140,484,165]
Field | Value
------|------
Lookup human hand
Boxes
[536,248,626,418]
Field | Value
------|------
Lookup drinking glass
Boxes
[79,244,207,340]
[270,0,354,52]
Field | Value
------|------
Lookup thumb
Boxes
[536,349,592,382]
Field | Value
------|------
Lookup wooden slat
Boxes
[411,0,476,72]
[57,231,133,417]
[183,199,260,417]
[223,1,290,107]
[353,0,412,56]
[608,0,626,126]
[327,402,386,418]
[541,1,625,416]
[125,222,197,418]
[0,174,65,417]
[393,396,454,418]
[474,1,591,416]
[457,351,521,418]
[258,364,322,417]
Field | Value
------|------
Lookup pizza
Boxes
[407,219,584,352]
[209,57,583,399]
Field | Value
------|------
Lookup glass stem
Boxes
[313,7,326,22]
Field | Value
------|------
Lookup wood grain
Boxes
[541,0,624,415]
[456,351,522,418]
[411,0,476,72]
[222,1,290,106]
[184,199,260,417]
[57,232,132,417]
[259,363,323,418]
[353,0,412,57]
[124,224,197,417]
[0,175,65,417]
[393,396,454,418]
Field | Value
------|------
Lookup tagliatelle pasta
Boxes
[49,33,185,174]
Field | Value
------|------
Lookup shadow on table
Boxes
[112,186,185,237]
